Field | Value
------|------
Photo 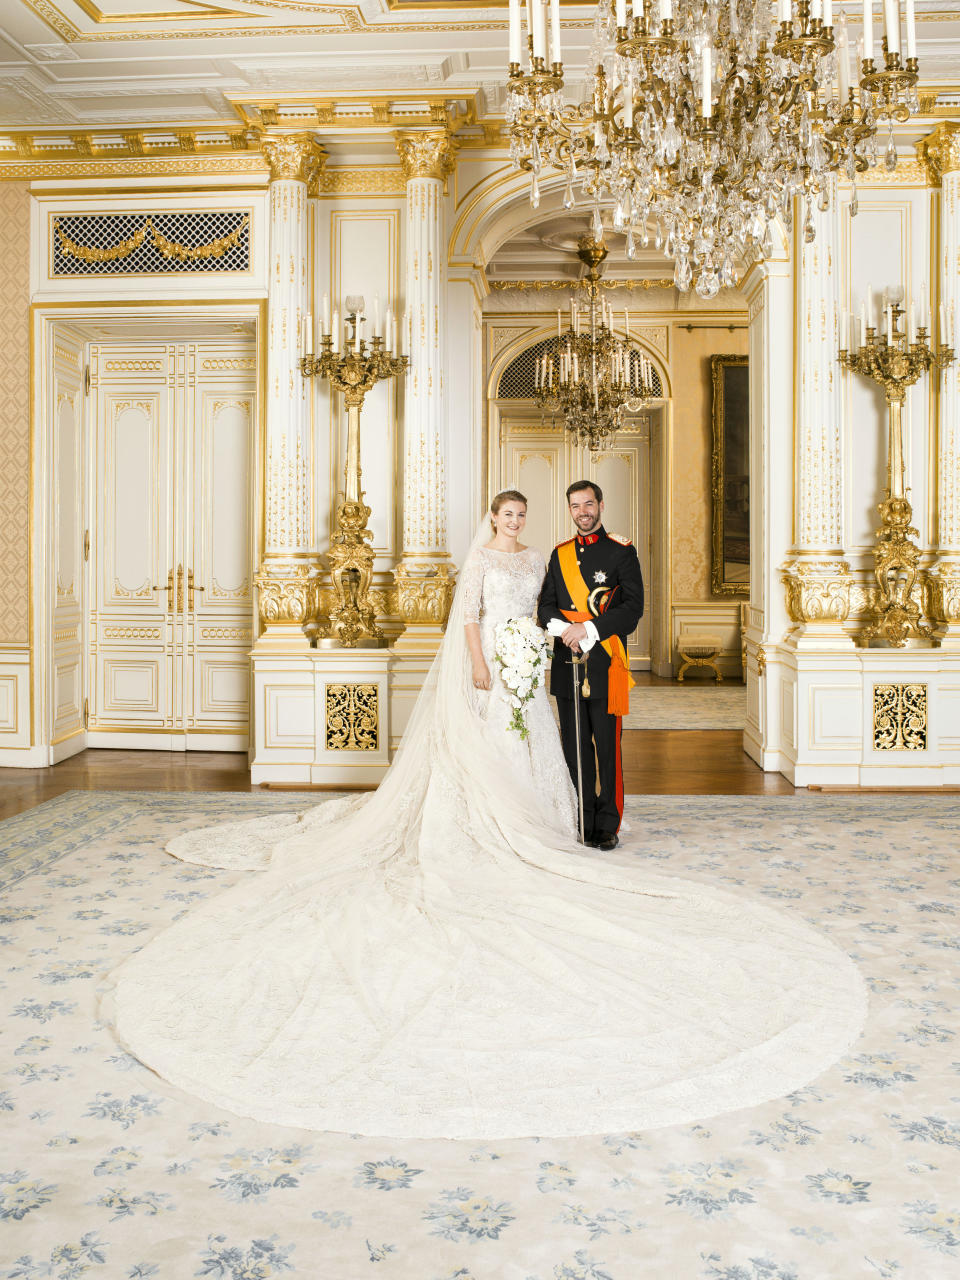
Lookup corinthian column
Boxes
[254,132,324,642]
[782,178,854,645]
[392,129,458,642]
[922,123,960,646]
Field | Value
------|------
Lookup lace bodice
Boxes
[460,545,546,629]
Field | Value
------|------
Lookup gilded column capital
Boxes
[395,129,458,183]
[916,122,960,186]
[260,132,326,184]
[782,558,855,625]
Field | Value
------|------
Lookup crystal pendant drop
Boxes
[626,227,637,259]
[563,170,575,210]
[531,173,541,209]
[803,204,816,244]
[674,256,692,291]
[592,204,604,239]
[885,127,898,173]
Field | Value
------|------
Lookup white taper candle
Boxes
[509,0,522,63]
[905,0,916,58]
[883,0,900,57]
[863,0,874,61]
[550,0,562,63]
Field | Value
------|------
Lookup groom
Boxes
[538,481,644,851]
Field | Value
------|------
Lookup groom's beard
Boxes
[574,514,602,534]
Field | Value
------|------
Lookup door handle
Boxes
[152,568,174,613]
[187,568,205,612]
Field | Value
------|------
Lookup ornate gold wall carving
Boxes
[0,184,30,646]
[395,129,458,183]
[782,559,854,623]
[874,683,927,751]
[325,683,379,752]
[917,122,960,185]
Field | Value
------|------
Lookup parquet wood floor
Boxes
[0,726,793,826]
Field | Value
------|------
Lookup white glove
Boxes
[546,617,599,652]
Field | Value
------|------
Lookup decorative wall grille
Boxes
[497,337,663,400]
[51,211,251,276]
[873,682,927,751]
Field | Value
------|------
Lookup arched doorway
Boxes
[487,333,670,674]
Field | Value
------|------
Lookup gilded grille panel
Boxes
[873,683,928,751]
[51,211,251,276]
[325,683,379,752]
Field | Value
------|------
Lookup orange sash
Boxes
[556,540,635,717]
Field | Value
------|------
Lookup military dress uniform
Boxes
[537,526,644,844]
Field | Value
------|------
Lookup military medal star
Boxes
[593,571,607,584]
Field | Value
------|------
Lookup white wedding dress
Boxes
[106,529,866,1140]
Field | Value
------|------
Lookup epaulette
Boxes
[607,532,632,546]
[557,535,577,547]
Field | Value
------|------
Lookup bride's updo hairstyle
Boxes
[490,488,527,531]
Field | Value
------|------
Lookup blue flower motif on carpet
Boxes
[0,1171,57,1221]
[195,1234,295,1278]
[423,1188,515,1241]
[804,1169,871,1204]
[355,1158,424,1191]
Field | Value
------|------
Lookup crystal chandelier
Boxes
[535,236,659,452]
[506,1,921,298]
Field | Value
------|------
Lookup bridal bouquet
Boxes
[493,615,549,740]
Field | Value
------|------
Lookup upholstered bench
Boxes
[676,633,723,683]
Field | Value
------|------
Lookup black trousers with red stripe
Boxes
[555,695,623,840]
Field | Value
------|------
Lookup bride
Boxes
[106,491,866,1140]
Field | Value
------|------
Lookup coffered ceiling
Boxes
[2,1,960,133]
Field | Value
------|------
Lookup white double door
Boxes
[496,408,655,667]
[88,341,255,749]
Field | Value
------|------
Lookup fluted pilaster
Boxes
[255,133,325,638]
[782,179,854,641]
[392,129,458,633]
[926,124,960,644]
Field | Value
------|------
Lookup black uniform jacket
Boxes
[537,527,644,702]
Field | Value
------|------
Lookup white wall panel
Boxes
[327,209,402,567]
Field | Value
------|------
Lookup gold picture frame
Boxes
[711,354,750,597]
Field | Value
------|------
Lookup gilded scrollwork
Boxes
[926,560,960,631]
[394,561,456,625]
[782,559,854,624]
[325,684,379,752]
[395,129,458,183]
[873,683,927,751]
[916,122,960,185]
[260,133,326,185]
[254,564,322,628]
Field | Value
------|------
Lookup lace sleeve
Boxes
[459,551,485,625]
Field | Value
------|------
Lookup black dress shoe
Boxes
[594,833,619,852]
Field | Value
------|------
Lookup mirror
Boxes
[711,354,750,597]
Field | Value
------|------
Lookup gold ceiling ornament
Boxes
[54,215,251,265]
[394,129,459,183]
[504,0,923,299]
[489,277,674,290]
[916,121,960,185]
[839,291,955,647]
[259,132,326,184]
[535,235,659,453]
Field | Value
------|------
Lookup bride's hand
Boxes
[472,660,492,691]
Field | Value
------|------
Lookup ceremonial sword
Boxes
[570,652,586,843]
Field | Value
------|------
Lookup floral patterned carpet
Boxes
[1,789,958,1280]
[623,686,746,730]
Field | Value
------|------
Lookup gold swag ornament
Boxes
[55,215,250,265]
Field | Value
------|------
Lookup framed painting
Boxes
[710,354,750,597]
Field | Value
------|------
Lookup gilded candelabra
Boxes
[839,298,954,647]
[505,1,922,297]
[535,236,658,452]
[301,302,408,647]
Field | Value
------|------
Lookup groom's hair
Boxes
[566,480,603,504]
